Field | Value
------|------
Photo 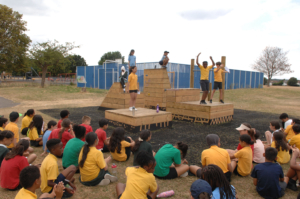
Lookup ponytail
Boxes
[59,119,71,140]
[242,123,256,143]
[79,132,98,168]
[273,131,289,152]
[129,49,134,57]
[28,115,43,135]
[24,109,34,117]
[132,130,151,153]
[5,140,29,160]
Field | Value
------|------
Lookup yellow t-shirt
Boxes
[0,127,4,131]
[289,134,300,150]
[271,141,290,164]
[198,65,213,80]
[28,127,39,141]
[128,73,138,90]
[201,145,231,173]
[78,147,106,182]
[5,122,19,148]
[111,140,131,161]
[285,125,295,141]
[40,154,59,193]
[21,116,32,131]
[234,146,252,176]
[214,68,224,82]
[15,188,37,199]
[120,167,157,199]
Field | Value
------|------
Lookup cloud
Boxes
[180,9,232,20]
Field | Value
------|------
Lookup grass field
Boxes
[0,85,300,199]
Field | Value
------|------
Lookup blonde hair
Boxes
[82,116,91,123]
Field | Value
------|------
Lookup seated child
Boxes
[80,116,93,141]
[285,146,300,191]
[78,132,117,186]
[116,151,159,199]
[230,134,253,177]
[21,109,35,135]
[18,139,37,164]
[0,130,14,166]
[253,130,265,164]
[28,115,44,147]
[109,127,135,162]
[285,119,300,142]
[251,147,288,198]
[265,121,281,146]
[132,129,155,166]
[40,139,77,197]
[16,165,64,199]
[154,142,190,179]
[201,165,236,199]
[190,179,213,199]
[279,113,292,129]
[0,117,8,131]
[57,110,69,129]
[42,120,57,155]
[271,131,290,164]
[95,118,110,152]
[289,124,300,150]
[62,125,86,170]
[48,119,74,149]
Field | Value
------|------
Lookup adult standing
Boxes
[128,49,136,74]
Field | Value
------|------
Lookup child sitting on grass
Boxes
[251,147,288,198]
[40,139,77,197]
[80,116,93,141]
[109,127,135,162]
[132,129,155,166]
[230,134,253,177]
[279,113,292,129]
[285,146,300,191]
[21,109,35,135]
[253,130,265,164]
[28,115,44,147]
[48,119,74,149]
[289,124,300,150]
[265,121,281,146]
[57,110,69,129]
[271,131,290,164]
[0,117,8,131]
[190,179,213,199]
[285,119,300,142]
[116,151,159,199]
[95,118,110,152]
[0,130,14,166]
[42,121,57,155]
[79,132,117,186]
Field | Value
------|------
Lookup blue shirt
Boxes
[212,186,236,199]
[160,55,166,61]
[43,130,52,152]
[251,162,284,199]
[128,55,136,66]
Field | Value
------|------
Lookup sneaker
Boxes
[200,100,205,104]
[287,179,298,191]
[129,107,132,111]
[180,171,188,177]
[203,101,207,104]
[220,100,224,103]
[162,65,167,69]
[210,99,212,103]
[104,174,118,183]
[98,179,110,186]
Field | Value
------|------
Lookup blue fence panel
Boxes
[85,67,94,88]
[245,72,251,88]
[233,70,239,89]
[240,71,246,88]
[251,72,256,88]
[179,64,190,88]
[77,66,85,88]
[194,70,200,88]
[226,70,234,89]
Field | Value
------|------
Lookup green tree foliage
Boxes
[29,40,78,88]
[0,5,31,73]
[98,51,124,65]
[272,80,283,86]
[287,77,298,86]
[66,54,87,73]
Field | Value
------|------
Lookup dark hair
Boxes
[202,61,208,64]
[265,147,278,161]
[5,140,28,160]
[20,166,40,189]
[176,141,188,159]
[0,117,8,127]
[293,124,300,134]
[293,119,300,125]
[79,132,98,168]
[201,165,235,199]
[216,62,222,66]
[44,120,57,134]
[99,118,108,127]
[9,112,19,122]
[242,123,256,143]
[132,130,151,153]
[239,134,254,145]
[129,66,136,74]
[129,49,135,56]
[60,110,70,119]
[136,151,156,168]
[73,124,86,139]
[273,131,288,152]
[46,139,61,151]
[109,127,125,153]
[28,115,43,135]
[199,192,210,199]
[24,109,34,117]
[254,130,260,140]
[270,121,280,130]
[0,130,14,140]
[18,139,30,151]
[59,119,71,140]
[279,113,288,119]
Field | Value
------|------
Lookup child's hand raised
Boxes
[54,182,65,199]
[182,159,188,164]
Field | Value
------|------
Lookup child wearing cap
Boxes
[159,51,169,68]
[190,179,212,199]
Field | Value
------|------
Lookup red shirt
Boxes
[80,124,93,141]
[95,128,107,149]
[0,155,29,189]
[57,119,62,129]
[48,128,74,149]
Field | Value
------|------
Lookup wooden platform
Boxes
[105,108,172,133]
[167,101,234,125]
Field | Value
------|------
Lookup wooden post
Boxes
[190,59,194,88]
[219,56,226,101]
[208,82,212,101]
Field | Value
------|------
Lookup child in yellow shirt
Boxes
[0,117,8,131]
[285,119,300,142]
[271,131,290,164]
[289,124,300,150]
[127,66,139,111]
[28,115,43,147]
[21,109,35,135]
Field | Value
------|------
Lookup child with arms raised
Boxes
[95,118,110,152]
[116,151,159,199]
[271,131,290,164]
[28,115,44,147]
[0,130,14,166]
[42,120,57,155]
[80,115,93,141]
[57,110,69,129]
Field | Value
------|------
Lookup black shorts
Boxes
[30,140,41,147]
[213,82,222,90]
[233,165,243,177]
[129,90,138,93]
[224,171,231,182]
[154,167,178,180]
[200,80,209,91]
[119,194,151,199]
[159,61,163,65]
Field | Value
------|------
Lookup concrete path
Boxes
[0,97,19,108]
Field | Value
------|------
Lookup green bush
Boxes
[287,77,298,86]
[273,80,283,86]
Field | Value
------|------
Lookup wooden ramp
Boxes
[105,108,172,133]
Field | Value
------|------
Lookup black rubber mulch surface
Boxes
[40,107,286,165]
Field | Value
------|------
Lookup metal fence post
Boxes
[177,63,179,88]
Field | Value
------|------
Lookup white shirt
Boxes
[0,144,7,148]
[253,140,265,163]
[285,119,292,129]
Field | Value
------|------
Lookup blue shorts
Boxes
[48,173,65,193]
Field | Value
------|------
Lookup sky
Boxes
[1,0,300,79]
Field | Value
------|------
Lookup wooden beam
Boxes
[190,59,195,88]
[220,56,226,101]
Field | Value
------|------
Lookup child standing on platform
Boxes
[127,66,139,111]
[128,49,136,74]
[28,115,44,147]
[57,110,70,129]
[210,62,228,103]
[80,115,93,141]
[95,118,110,152]
[271,131,290,164]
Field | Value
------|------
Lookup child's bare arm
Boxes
[290,148,300,170]
[210,56,215,67]
[253,178,258,186]
[196,53,201,66]
[47,180,56,188]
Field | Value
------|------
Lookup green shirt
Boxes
[133,141,153,166]
[153,144,181,177]
[62,138,85,168]
[0,145,9,167]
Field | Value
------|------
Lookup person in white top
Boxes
[253,131,265,164]
[264,121,281,147]
[279,113,292,130]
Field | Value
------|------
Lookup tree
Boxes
[29,40,78,88]
[66,54,87,73]
[287,77,298,86]
[98,51,124,65]
[263,77,268,85]
[252,47,293,86]
[0,5,31,73]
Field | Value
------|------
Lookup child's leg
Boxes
[163,59,169,66]
[39,140,43,146]
[201,91,208,101]
[133,93,137,107]
[220,88,223,100]
[28,147,34,153]
[231,160,237,171]
[265,131,272,145]
[61,165,77,182]
[27,153,37,164]
[116,183,126,197]
[147,185,159,199]
[129,92,134,107]
[175,164,189,176]
[211,89,216,99]
[189,165,201,177]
